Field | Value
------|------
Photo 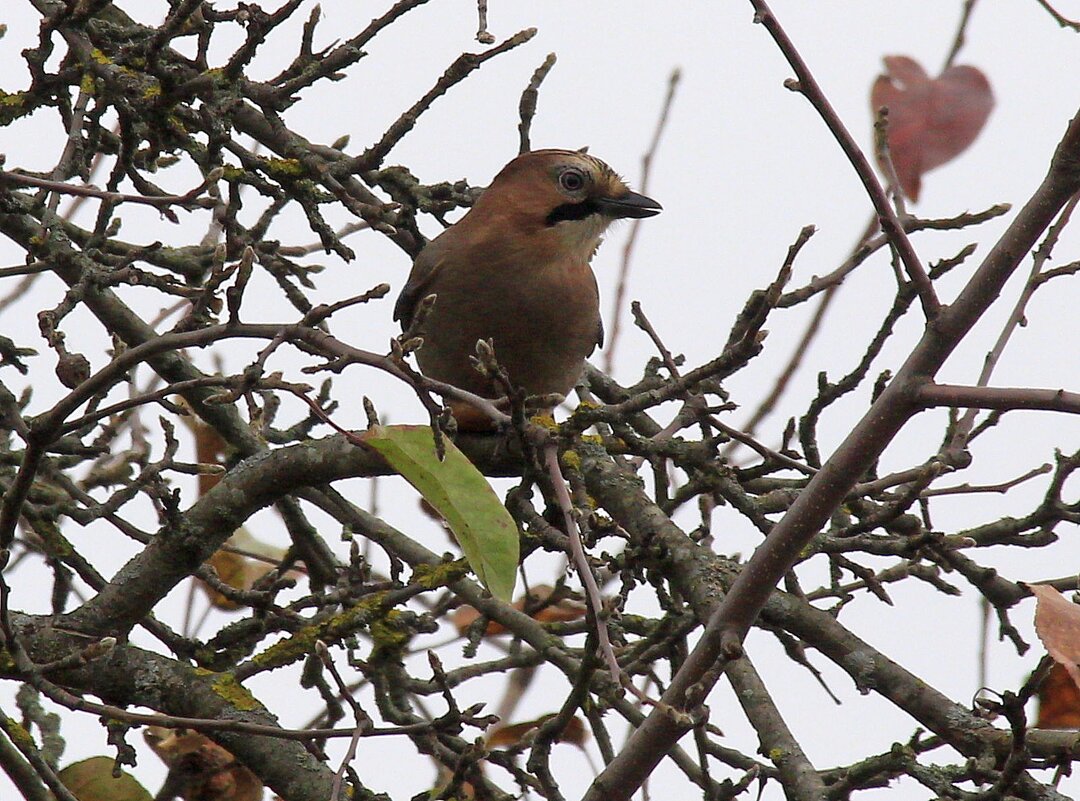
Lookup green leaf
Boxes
[363,425,518,601]
[59,756,151,801]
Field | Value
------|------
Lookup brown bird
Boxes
[394,148,662,430]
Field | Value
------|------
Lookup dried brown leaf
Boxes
[452,584,586,635]
[145,727,263,801]
[487,714,587,748]
[201,526,292,611]
[1036,662,1080,729]
[1028,583,1080,691]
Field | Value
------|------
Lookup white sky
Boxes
[0,1,1078,799]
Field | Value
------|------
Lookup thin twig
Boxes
[942,0,979,71]
[0,700,78,801]
[1034,0,1080,30]
[542,442,654,705]
[873,106,909,220]
[722,221,832,459]
[0,91,102,313]
[475,0,495,43]
[604,68,680,373]
[0,169,220,213]
[944,192,1080,455]
[630,298,812,473]
[625,301,712,472]
[517,53,557,154]
[919,384,1080,415]
[729,285,834,446]
[15,667,439,741]
[921,463,1052,498]
[316,641,373,801]
[709,417,816,476]
[355,28,538,171]
[777,204,1009,308]
[0,262,52,278]
[756,6,939,318]
[278,221,372,256]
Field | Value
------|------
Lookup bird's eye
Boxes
[559,169,586,193]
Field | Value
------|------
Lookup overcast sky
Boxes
[1,2,1078,799]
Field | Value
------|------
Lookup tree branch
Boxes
[917,383,1080,414]
[751,1,939,318]
[581,89,1080,801]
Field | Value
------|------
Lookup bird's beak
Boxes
[595,190,663,219]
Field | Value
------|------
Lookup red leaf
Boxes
[870,55,993,201]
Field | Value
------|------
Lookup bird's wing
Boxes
[393,239,444,328]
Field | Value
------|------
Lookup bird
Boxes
[393,148,662,430]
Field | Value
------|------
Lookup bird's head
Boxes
[470,148,662,261]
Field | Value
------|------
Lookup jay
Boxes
[395,149,661,429]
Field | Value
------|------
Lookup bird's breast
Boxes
[416,250,601,399]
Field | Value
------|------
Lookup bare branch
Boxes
[918,383,1080,414]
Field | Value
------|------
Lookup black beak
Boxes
[595,190,663,219]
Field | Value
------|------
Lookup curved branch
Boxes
[64,433,519,636]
